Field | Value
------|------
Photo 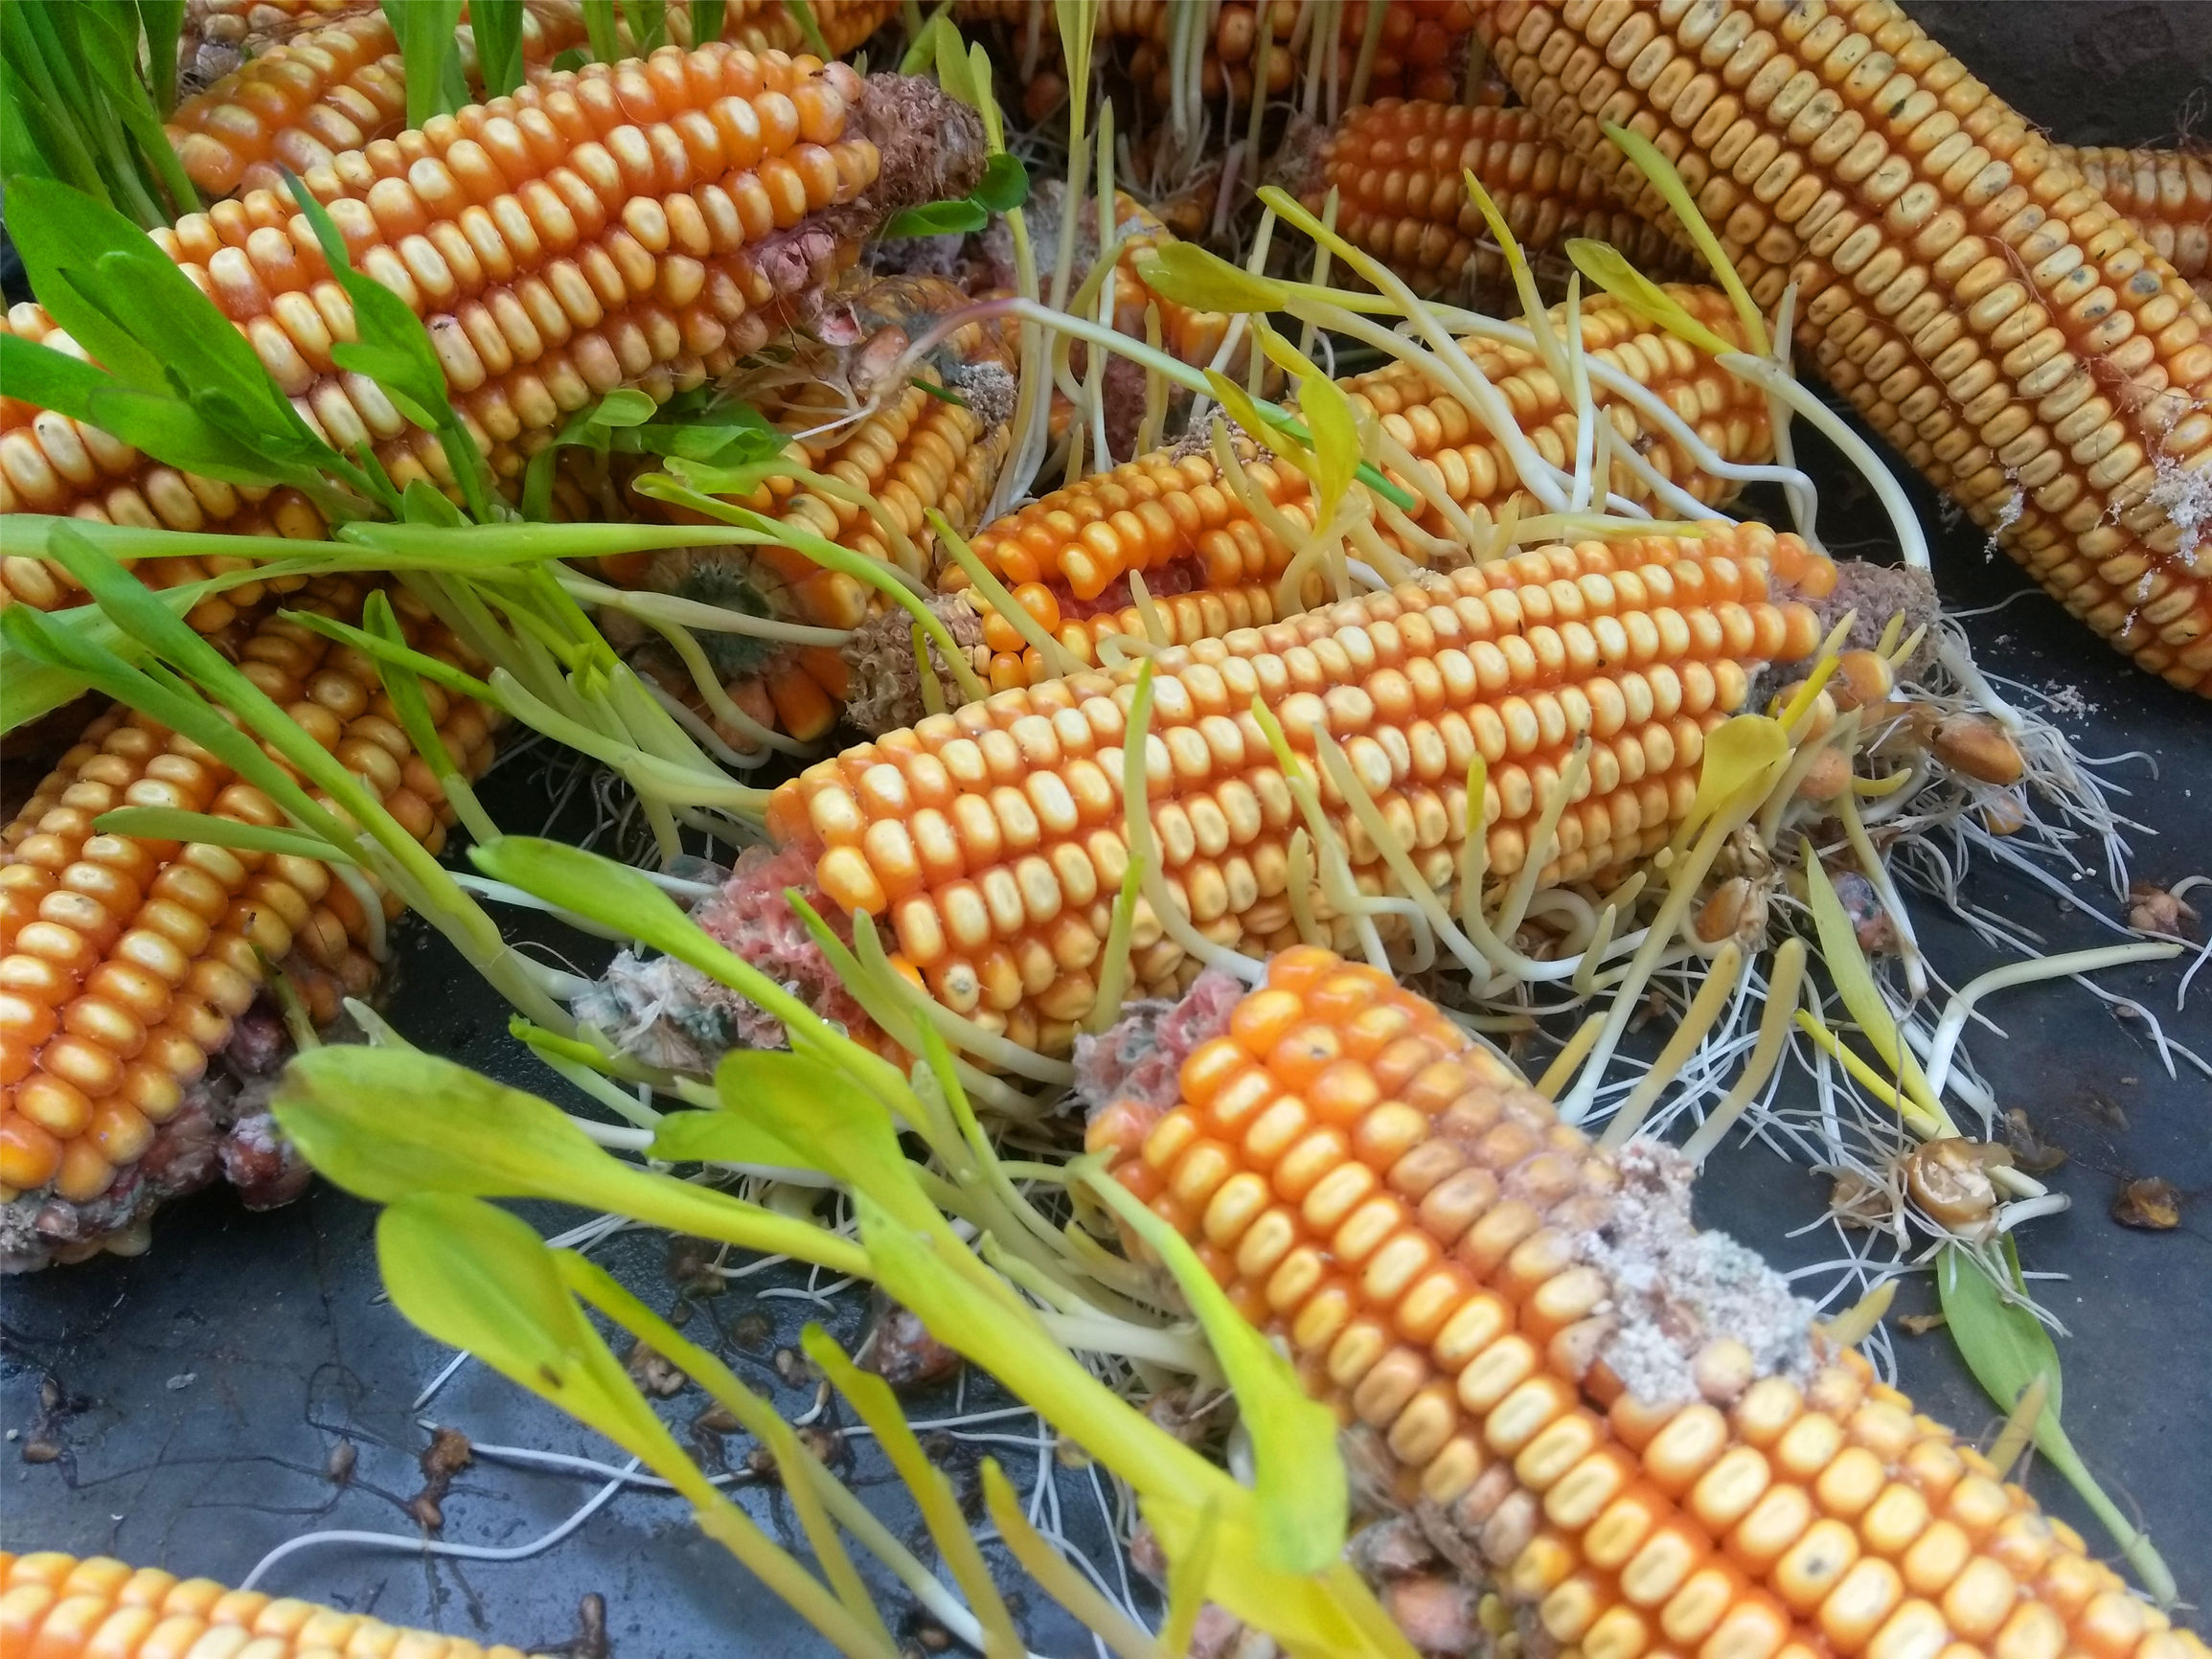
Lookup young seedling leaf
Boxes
[1937,1243,2177,1603]
[1083,1170,1347,1574]
[881,197,990,238]
[1563,239,1734,357]
[93,807,357,866]
[807,1329,1024,1659]
[379,1191,623,1414]
[275,1045,868,1275]
[1297,364,1360,518]
[400,477,467,527]
[382,0,466,126]
[782,0,829,57]
[1681,714,1788,841]
[560,1256,896,1655]
[1601,123,1767,354]
[1801,852,1944,1133]
[469,0,527,98]
[1133,242,1290,314]
[648,1109,823,1172]
[971,150,1031,214]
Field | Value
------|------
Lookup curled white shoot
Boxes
[562,575,855,648]
[1923,943,2181,1098]
[640,676,779,772]
[1257,185,1569,511]
[1717,352,1929,575]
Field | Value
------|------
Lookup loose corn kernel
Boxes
[1086,950,2212,1659]
[1476,0,2212,693]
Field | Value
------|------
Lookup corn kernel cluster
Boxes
[1305,99,1688,299]
[165,0,902,197]
[2,1550,539,1659]
[951,285,1776,685]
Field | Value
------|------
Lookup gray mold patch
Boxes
[1583,1142,1820,1405]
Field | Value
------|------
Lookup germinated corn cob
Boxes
[1301,99,1690,301]
[0,580,491,1213]
[1,1551,541,1658]
[948,284,1776,694]
[1088,949,2210,1659]
[2054,146,2211,301]
[1,48,986,621]
[961,0,1481,112]
[605,274,1020,744]
[1038,191,1254,463]
[167,0,903,197]
[1475,0,2212,693]
[760,521,1831,1052]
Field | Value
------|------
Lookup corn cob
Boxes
[0,579,491,1239]
[1473,0,2212,694]
[749,521,1832,1054]
[595,274,1019,745]
[1,1550,542,1658]
[1086,948,2210,1659]
[2053,146,2211,301]
[166,0,903,198]
[946,284,1777,693]
[1298,99,1692,301]
[0,48,989,622]
[960,0,1482,112]
[1034,190,1254,462]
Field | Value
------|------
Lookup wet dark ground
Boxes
[5,4,2211,1650]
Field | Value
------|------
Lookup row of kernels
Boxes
[3,1549,533,1655]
